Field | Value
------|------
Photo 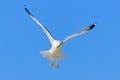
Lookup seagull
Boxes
[24,6,96,68]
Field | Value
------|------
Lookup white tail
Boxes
[40,51,51,60]
[40,51,67,60]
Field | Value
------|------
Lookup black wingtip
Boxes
[24,6,32,15]
[89,23,96,30]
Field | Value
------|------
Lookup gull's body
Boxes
[24,6,96,68]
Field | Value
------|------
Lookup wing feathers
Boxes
[62,24,96,42]
[24,6,96,45]
[24,6,55,44]
[89,24,96,30]
[24,7,32,16]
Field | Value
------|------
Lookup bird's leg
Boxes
[56,60,59,68]
[49,60,53,67]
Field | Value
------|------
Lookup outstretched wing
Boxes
[24,6,55,44]
[62,24,96,43]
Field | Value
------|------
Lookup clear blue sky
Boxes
[0,0,120,80]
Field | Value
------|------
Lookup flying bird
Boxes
[24,6,96,68]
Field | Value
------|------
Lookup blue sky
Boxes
[0,0,120,80]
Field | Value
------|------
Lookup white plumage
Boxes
[24,6,96,68]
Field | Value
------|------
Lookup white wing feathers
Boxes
[24,6,96,46]
[24,7,55,44]
[62,24,96,42]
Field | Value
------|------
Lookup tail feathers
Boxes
[40,51,67,60]
[40,51,51,59]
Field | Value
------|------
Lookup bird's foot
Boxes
[56,63,59,68]
[49,62,53,67]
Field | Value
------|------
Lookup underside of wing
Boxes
[62,24,96,42]
[24,6,55,44]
